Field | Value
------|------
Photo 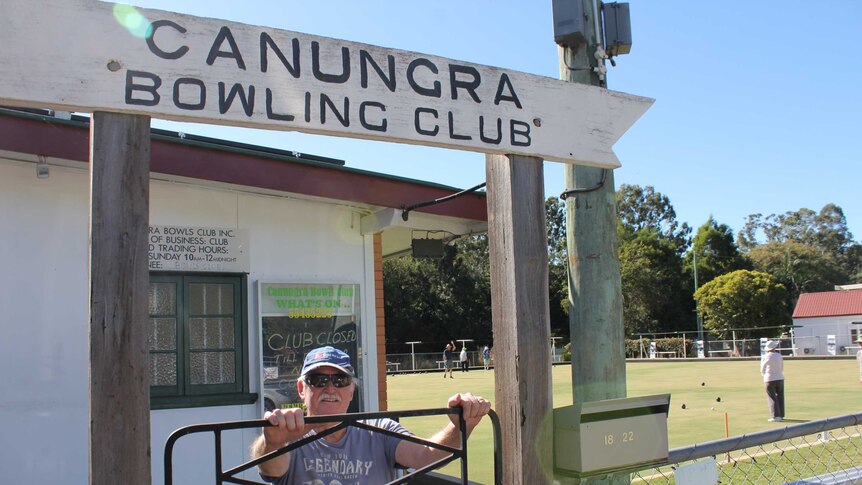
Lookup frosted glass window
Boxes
[148,283,176,315]
[148,274,245,406]
[190,351,236,385]
[150,354,177,386]
[189,283,234,315]
[189,317,235,349]
[148,318,176,351]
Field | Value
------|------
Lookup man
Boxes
[251,346,491,484]
[760,340,785,422]
[442,342,454,379]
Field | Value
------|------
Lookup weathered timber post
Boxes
[88,112,152,484]
[486,153,553,484]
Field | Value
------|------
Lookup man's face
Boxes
[297,366,355,416]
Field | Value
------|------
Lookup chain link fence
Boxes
[566,412,862,484]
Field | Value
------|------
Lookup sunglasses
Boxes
[305,373,353,388]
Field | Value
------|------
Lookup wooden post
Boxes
[88,112,152,485]
[559,0,627,404]
[565,166,626,401]
[558,2,627,483]
[486,153,553,484]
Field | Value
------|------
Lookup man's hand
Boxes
[447,392,492,432]
[395,392,493,469]
[252,408,315,479]
[263,407,314,449]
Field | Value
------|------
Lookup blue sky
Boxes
[131,1,862,240]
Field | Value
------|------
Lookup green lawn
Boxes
[386,359,862,484]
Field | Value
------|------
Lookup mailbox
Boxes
[554,394,671,477]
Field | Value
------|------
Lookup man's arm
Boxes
[394,393,491,469]
[250,408,313,479]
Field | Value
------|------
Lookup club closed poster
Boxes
[260,282,361,412]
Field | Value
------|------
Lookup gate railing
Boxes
[165,408,501,485]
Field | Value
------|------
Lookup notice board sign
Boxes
[260,282,361,412]
[148,225,249,272]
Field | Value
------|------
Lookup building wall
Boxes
[0,160,90,484]
[0,157,380,484]
[792,315,862,355]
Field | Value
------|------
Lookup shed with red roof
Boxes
[791,289,862,355]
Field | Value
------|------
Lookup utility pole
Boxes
[558,0,627,407]
[556,3,628,482]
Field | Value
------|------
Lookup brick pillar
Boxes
[374,233,388,410]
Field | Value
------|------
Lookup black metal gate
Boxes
[165,407,501,485]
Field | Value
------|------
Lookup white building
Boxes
[0,107,486,484]
[791,289,862,355]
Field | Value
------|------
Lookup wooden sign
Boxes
[0,0,651,168]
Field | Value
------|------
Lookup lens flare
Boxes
[112,4,152,39]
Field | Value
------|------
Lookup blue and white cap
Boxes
[300,346,354,377]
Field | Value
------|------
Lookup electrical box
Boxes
[412,238,444,259]
[602,2,632,56]
[554,394,671,477]
[552,0,586,48]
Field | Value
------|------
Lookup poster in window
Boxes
[260,283,361,412]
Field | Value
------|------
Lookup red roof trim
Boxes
[0,111,487,222]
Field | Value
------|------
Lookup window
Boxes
[148,274,255,409]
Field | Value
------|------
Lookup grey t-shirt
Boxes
[263,418,411,485]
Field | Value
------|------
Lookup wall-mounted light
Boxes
[36,155,50,179]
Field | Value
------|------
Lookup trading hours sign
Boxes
[0,0,652,168]
[147,225,249,272]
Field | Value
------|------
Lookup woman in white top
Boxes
[760,340,785,422]
[459,346,469,372]
[855,337,862,383]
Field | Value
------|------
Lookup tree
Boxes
[618,227,692,336]
[748,241,842,307]
[694,270,789,339]
[846,243,862,283]
[382,236,493,351]
[545,196,566,265]
[447,235,493,341]
[738,204,857,281]
[684,216,751,288]
[382,255,449,347]
[615,185,692,335]
[545,197,570,338]
[616,184,691,254]
[384,196,574,351]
